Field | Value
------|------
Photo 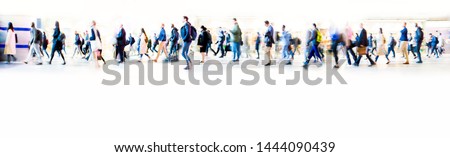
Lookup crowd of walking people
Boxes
[1,16,447,70]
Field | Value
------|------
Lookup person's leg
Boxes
[231,42,237,61]
[201,52,205,63]
[33,43,43,64]
[219,44,225,57]
[416,42,422,63]
[401,41,409,63]
[256,46,260,59]
[236,42,241,60]
[182,42,192,69]
[58,50,66,64]
[366,53,375,65]
[48,45,57,64]
[162,42,168,58]
[375,55,379,62]
[25,44,37,63]
[265,46,272,65]
[354,55,362,66]
[154,41,164,61]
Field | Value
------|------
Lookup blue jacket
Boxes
[308,29,318,45]
[170,27,179,43]
[399,27,408,41]
[181,22,192,42]
[158,28,166,41]
[281,31,291,46]
[116,28,126,46]
[74,34,81,45]
[256,34,261,45]
[431,36,439,46]
[264,25,274,47]
[415,27,424,43]
[217,31,225,45]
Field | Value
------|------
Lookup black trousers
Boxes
[116,45,125,62]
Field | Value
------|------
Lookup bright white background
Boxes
[1,0,450,157]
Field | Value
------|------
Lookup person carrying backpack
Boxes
[48,21,66,65]
[414,23,424,63]
[180,16,196,70]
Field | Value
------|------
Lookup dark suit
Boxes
[116,28,126,62]
[355,28,375,66]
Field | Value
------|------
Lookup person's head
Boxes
[31,22,35,28]
[312,23,317,29]
[440,33,442,36]
[201,25,206,31]
[264,20,270,27]
[171,24,174,28]
[257,32,260,35]
[370,33,372,36]
[379,28,383,34]
[429,33,432,36]
[92,20,96,27]
[403,22,407,27]
[55,21,60,28]
[141,28,146,34]
[360,23,364,29]
[129,33,132,37]
[183,16,189,23]
[161,23,165,28]
[75,31,78,34]
[8,22,14,31]
[232,18,237,24]
[390,33,393,36]
[415,23,419,28]
[119,24,123,28]
[154,33,157,36]
[282,25,286,31]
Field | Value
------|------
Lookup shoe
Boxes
[416,61,423,63]
[353,63,359,66]
[285,62,292,65]
[24,61,28,64]
[153,59,157,62]
[256,57,260,59]
[386,61,390,64]
[184,66,190,70]
[62,62,66,65]
[200,61,204,63]
[403,62,409,64]
[36,62,43,65]
[47,61,52,65]
[264,62,271,66]
[414,56,417,59]
[334,65,339,68]
[219,56,224,58]
[117,61,123,64]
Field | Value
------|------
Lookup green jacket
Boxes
[230,24,242,43]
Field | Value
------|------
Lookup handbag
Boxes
[357,46,367,55]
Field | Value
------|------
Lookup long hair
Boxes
[141,28,148,42]
[7,22,14,32]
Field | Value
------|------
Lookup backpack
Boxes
[316,30,322,43]
[191,26,197,41]
[58,33,65,43]
[392,38,397,47]
[130,37,135,45]
[35,29,43,43]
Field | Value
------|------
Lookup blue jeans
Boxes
[231,42,241,61]
[281,45,290,61]
[181,41,191,65]
[387,46,395,57]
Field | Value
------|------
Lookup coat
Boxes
[376,34,387,56]
[230,24,242,43]
[138,34,148,54]
[4,29,16,55]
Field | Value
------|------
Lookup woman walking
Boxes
[3,22,17,63]
[197,25,209,63]
[48,21,66,65]
[375,28,390,64]
[138,28,151,62]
